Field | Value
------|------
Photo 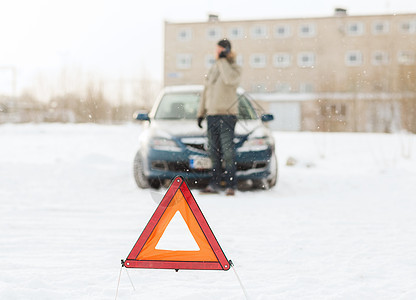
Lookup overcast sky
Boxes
[1,0,416,95]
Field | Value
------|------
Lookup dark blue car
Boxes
[133,85,278,190]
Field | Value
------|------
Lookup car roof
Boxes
[163,85,246,95]
[162,85,204,93]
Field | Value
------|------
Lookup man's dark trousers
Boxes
[206,115,237,189]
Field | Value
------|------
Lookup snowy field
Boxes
[1,123,416,300]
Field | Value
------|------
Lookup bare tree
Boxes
[82,79,111,123]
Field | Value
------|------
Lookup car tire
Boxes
[133,151,150,189]
[252,153,278,190]
[267,153,278,188]
[252,178,269,190]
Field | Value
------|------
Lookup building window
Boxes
[177,28,192,41]
[273,53,291,68]
[250,54,267,68]
[399,21,415,33]
[250,25,268,39]
[176,54,192,69]
[372,51,389,65]
[299,83,314,93]
[372,21,389,34]
[345,51,363,66]
[298,23,316,37]
[347,22,364,36]
[229,27,244,39]
[331,104,347,116]
[274,24,291,38]
[205,55,215,69]
[398,51,415,65]
[206,27,221,40]
[297,52,315,67]
[321,104,347,117]
[275,83,291,93]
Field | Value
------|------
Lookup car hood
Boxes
[148,119,267,138]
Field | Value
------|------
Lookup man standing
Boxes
[197,38,242,196]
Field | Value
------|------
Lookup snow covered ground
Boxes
[1,123,416,300]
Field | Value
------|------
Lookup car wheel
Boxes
[252,178,269,190]
[267,153,278,188]
[133,151,150,189]
[252,153,278,190]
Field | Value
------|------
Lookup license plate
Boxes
[189,156,212,169]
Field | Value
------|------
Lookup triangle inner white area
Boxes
[155,211,200,251]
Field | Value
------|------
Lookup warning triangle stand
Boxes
[122,176,231,271]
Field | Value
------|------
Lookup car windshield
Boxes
[154,92,259,120]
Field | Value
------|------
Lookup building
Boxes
[164,10,416,132]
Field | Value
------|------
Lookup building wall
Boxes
[164,12,416,132]
[164,12,416,93]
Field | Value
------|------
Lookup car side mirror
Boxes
[134,111,150,122]
[261,114,274,122]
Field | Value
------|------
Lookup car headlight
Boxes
[151,137,181,152]
[239,137,270,152]
[244,137,268,147]
[238,126,273,152]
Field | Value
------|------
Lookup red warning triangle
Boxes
[124,176,231,271]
